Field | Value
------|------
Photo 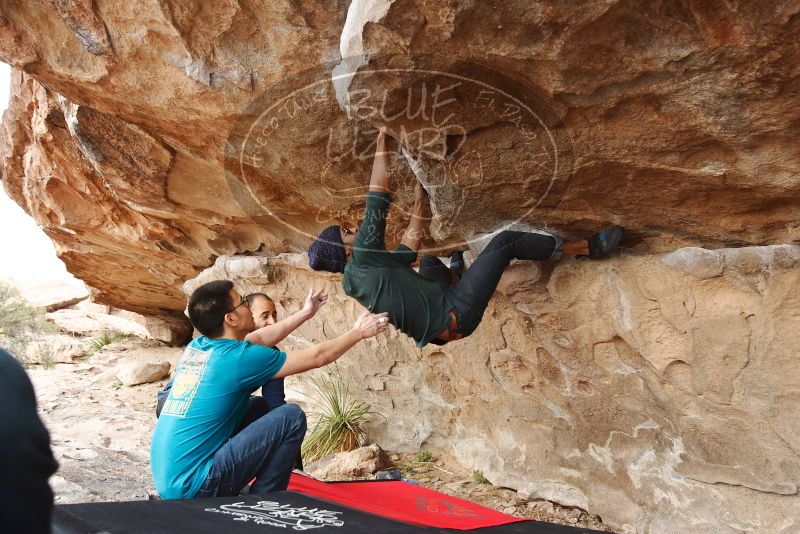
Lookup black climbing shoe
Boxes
[449,250,465,279]
[588,226,624,259]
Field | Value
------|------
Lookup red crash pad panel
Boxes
[288,472,526,530]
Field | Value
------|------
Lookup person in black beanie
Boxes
[0,347,59,534]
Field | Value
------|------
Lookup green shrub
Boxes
[301,372,374,464]
[473,469,490,485]
[0,282,55,366]
[415,450,433,462]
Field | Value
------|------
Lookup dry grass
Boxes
[0,282,56,366]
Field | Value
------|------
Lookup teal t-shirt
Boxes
[150,336,286,499]
[342,191,453,347]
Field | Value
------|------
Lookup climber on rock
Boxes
[150,280,388,499]
[307,128,623,347]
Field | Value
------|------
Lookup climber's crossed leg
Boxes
[426,227,622,345]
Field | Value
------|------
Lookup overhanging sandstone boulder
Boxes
[1,2,799,532]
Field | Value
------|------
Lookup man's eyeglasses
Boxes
[226,295,250,314]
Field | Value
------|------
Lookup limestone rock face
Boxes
[189,246,800,533]
[1,2,800,532]
[34,334,89,364]
[16,277,88,311]
[48,301,188,345]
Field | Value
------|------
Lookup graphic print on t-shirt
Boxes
[161,346,211,417]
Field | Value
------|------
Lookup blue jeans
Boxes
[195,403,307,497]
[421,231,561,340]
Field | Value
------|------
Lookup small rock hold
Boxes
[305,444,392,479]
[116,362,171,386]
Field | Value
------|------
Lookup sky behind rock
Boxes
[0,62,79,286]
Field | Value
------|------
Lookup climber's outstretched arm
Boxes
[400,180,429,252]
[369,128,391,193]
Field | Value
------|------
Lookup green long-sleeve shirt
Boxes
[342,191,453,347]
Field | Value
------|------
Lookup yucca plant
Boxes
[301,372,374,463]
[89,330,129,351]
[79,330,130,359]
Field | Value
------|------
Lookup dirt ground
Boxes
[27,336,609,532]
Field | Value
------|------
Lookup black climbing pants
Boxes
[420,231,562,340]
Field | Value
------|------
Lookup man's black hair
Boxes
[187,280,235,338]
[244,292,273,306]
